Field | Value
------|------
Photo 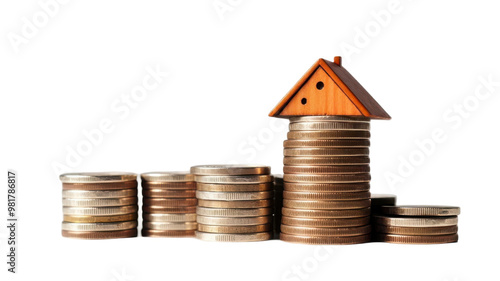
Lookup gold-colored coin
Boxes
[63,213,138,223]
[61,229,137,239]
[142,206,196,214]
[142,181,196,190]
[284,174,371,183]
[60,172,137,183]
[62,189,137,199]
[281,207,371,218]
[61,221,137,231]
[197,224,271,233]
[62,197,137,207]
[143,213,196,222]
[141,229,195,237]
[143,221,197,230]
[289,122,370,131]
[63,205,138,216]
[196,207,272,217]
[284,139,370,148]
[62,181,137,190]
[283,199,371,209]
[142,189,196,198]
[289,116,371,123]
[143,198,197,207]
[196,215,271,226]
[287,130,371,140]
[281,216,370,227]
[283,165,370,174]
[280,233,370,245]
[196,191,273,201]
[284,182,370,192]
[196,183,272,192]
[284,148,369,157]
[281,225,371,237]
[195,231,271,242]
[374,225,458,236]
[283,191,371,200]
[197,199,272,208]
[190,165,271,175]
[375,233,458,244]
[379,205,461,217]
[373,215,458,227]
[194,175,273,184]
[284,156,370,166]
[141,171,194,182]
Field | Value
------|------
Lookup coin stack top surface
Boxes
[280,116,372,245]
[191,165,273,242]
[60,172,138,239]
[141,171,197,237]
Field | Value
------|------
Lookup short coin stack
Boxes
[60,172,138,239]
[191,165,273,242]
[141,172,197,237]
[280,116,372,245]
[373,205,460,244]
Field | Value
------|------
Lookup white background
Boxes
[1,0,499,280]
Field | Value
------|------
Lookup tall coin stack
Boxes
[373,205,460,244]
[141,172,197,237]
[280,116,372,245]
[60,172,139,239]
[191,165,273,242]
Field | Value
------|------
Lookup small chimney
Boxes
[334,56,342,66]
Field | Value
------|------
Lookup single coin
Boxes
[289,122,370,131]
[63,205,138,216]
[289,116,371,123]
[142,189,196,198]
[194,175,273,184]
[143,213,197,222]
[141,229,195,237]
[284,182,370,192]
[370,194,397,207]
[190,165,271,176]
[63,213,138,223]
[376,233,458,244]
[62,189,137,199]
[284,174,371,183]
[143,221,198,230]
[62,181,137,190]
[62,197,138,207]
[196,207,272,217]
[197,224,271,234]
[61,221,137,231]
[284,165,370,175]
[141,171,194,182]
[374,225,458,236]
[281,207,371,218]
[284,148,369,157]
[60,172,137,183]
[143,198,197,207]
[281,225,371,237]
[283,199,371,209]
[196,183,272,192]
[380,205,461,217]
[198,199,272,208]
[280,233,370,245]
[373,215,458,227]
[281,216,370,227]
[195,231,271,242]
[284,156,370,166]
[142,181,196,190]
[287,130,371,140]
[61,229,137,239]
[284,139,370,148]
[197,215,272,226]
[142,206,196,214]
[283,191,370,201]
[196,191,273,201]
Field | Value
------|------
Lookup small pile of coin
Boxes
[141,172,197,237]
[60,172,138,239]
[191,165,273,242]
[280,116,372,244]
[373,205,460,244]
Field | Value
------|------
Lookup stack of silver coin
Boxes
[280,116,372,244]
[141,172,197,237]
[60,172,138,239]
[191,165,273,242]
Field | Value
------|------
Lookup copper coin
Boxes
[284,165,370,175]
[283,199,371,210]
[284,139,370,148]
[281,207,371,218]
[376,233,458,244]
[62,180,137,190]
[379,205,461,217]
[143,213,196,222]
[61,229,137,239]
[143,198,197,207]
[281,225,371,237]
[374,225,458,236]
[197,215,272,226]
[283,191,371,201]
[373,216,458,227]
[198,199,272,208]
[142,206,196,214]
[284,148,370,157]
[142,181,196,190]
[196,183,272,192]
[284,156,370,166]
[63,213,138,223]
[283,174,371,183]
[197,224,271,234]
[190,165,271,176]
[195,231,271,242]
[284,182,370,192]
[143,221,197,230]
[142,189,196,198]
[280,233,370,245]
[196,207,272,217]
[142,229,195,237]
[287,130,371,140]
[281,216,370,227]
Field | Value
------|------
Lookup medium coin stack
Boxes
[141,172,197,237]
[191,165,273,242]
[373,205,460,244]
[60,172,139,239]
[280,116,372,245]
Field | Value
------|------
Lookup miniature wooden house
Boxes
[269,56,391,119]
